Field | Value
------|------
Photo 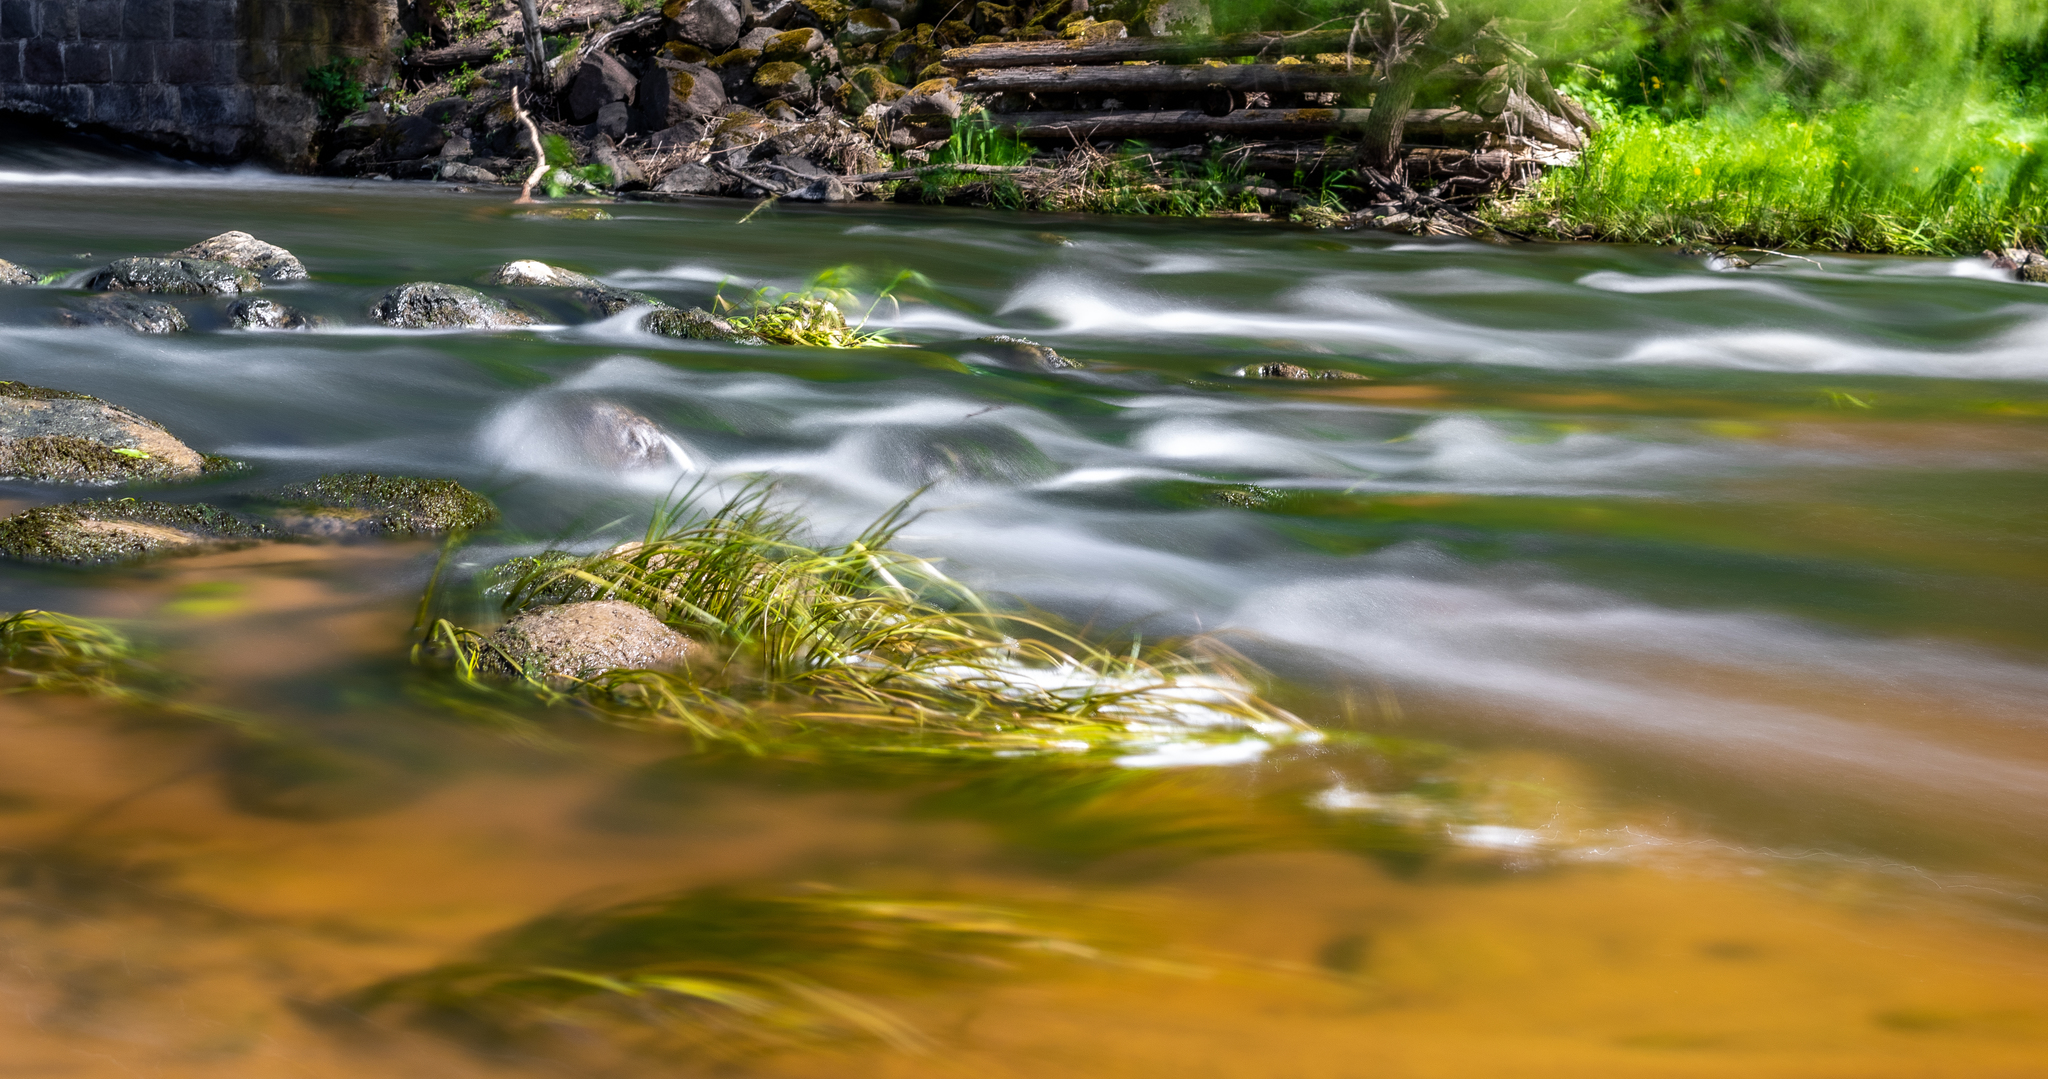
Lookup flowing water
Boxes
[2,143,2048,1077]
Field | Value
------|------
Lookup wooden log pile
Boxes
[938,10,1595,182]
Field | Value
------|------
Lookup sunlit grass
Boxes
[419,487,1303,752]
[1489,105,2048,254]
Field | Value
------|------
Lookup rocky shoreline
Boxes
[307,0,1593,236]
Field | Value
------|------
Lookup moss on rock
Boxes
[258,473,498,537]
[643,306,764,343]
[86,257,259,296]
[0,381,210,483]
[0,500,278,566]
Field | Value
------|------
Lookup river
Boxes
[1,143,2046,1077]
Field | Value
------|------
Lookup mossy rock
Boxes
[86,256,259,296]
[970,335,1083,372]
[643,306,764,344]
[169,231,308,282]
[0,258,33,286]
[0,381,217,484]
[57,295,188,334]
[371,283,540,329]
[660,41,713,63]
[709,46,761,68]
[256,473,498,538]
[0,500,278,566]
[755,61,814,100]
[762,28,824,60]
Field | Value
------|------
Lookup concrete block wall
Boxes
[0,0,396,165]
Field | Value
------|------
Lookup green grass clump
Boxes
[421,487,1300,750]
[708,267,908,349]
[348,886,1090,1056]
[0,609,255,729]
[1488,104,2048,255]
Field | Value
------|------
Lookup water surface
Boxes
[2,152,2046,1076]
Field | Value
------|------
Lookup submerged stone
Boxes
[482,600,696,680]
[86,256,258,296]
[0,381,208,483]
[515,207,614,220]
[972,334,1083,371]
[1240,362,1367,380]
[169,231,308,282]
[0,500,277,566]
[257,473,498,537]
[0,258,33,286]
[58,295,188,334]
[643,305,762,343]
[228,297,313,330]
[371,283,539,329]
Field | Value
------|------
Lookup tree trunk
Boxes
[1357,50,1436,175]
[518,0,547,88]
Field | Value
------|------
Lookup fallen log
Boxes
[961,62,1385,96]
[942,30,1365,71]
[404,14,657,70]
[991,106,1503,142]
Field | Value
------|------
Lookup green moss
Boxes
[0,500,276,565]
[0,435,181,483]
[643,306,765,344]
[262,473,498,536]
[0,381,94,402]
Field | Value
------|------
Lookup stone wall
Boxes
[0,0,398,165]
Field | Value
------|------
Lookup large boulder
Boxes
[483,600,695,680]
[567,52,639,124]
[0,259,34,286]
[0,381,210,484]
[379,115,445,161]
[637,61,727,131]
[573,402,684,470]
[371,283,539,329]
[0,500,276,566]
[664,0,743,52]
[256,473,498,538]
[86,257,257,296]
[228,297,313,330]
[169,232,308,282]
[58,296,188,334]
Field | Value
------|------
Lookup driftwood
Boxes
[961,62,1385,96]
[941,30,1365,71]
[992,106,1499,141]
[1355,0,1448,174]
[404,13,653,70]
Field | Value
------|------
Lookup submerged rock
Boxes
[643,306,762,343]
[371,283,539,329]
[258,473,498,538]
[515,207,614,220]
[482,600,695,680]
[0,500,277,566]
[884,422,1058,487]
[0,258,34,286]
[971,335,1083,371]
[1240,362,1367,380]
[58,295,188,334]
[169,231,308,282]
[86,256,258,296]
[579,401,686,470]
[228,297,313,330]
[0,381,208,483]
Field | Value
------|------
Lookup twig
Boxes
[1737,246,1823,268]
[512,86,548,203]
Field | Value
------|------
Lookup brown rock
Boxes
[169,231,308,282]
[483,600,696,680]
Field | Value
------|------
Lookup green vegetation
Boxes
[1479,0,2048,253]
[303,57,366,122]
[349,886,1095,1056]
[420,487,1299,750]
[0,609,257,729]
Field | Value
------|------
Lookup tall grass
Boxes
[1490,104,2048,254]
[421,487,1302,749]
